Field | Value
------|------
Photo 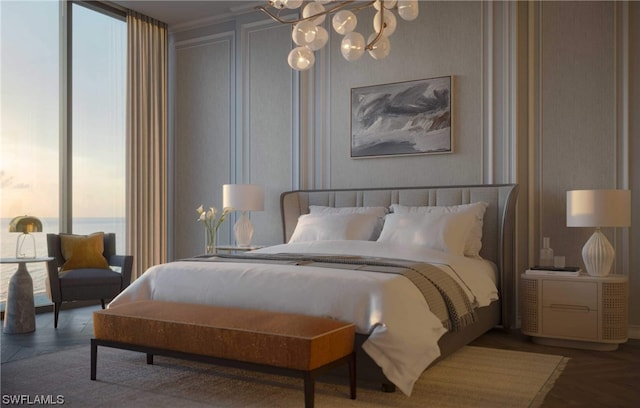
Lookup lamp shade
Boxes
[9,216,43,233]
[9,216,42,259]
[566,189,631,228]
[223,184,265,212]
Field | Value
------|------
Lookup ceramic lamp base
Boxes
[234,211,254,247]
[582,228,615,276]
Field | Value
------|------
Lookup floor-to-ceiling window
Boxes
[0,1,126,308]
[71,3,126,242]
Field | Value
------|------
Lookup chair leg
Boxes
[100,299,106,309]
[54,302,61,329]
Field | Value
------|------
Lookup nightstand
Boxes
[520,273,628,350]
[215,245,265,254]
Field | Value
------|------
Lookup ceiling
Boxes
[112,1,262,28]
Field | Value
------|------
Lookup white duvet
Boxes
[109,240,498,396]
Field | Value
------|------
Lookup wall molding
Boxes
[614,1,631,275]
[238,18,300,191]
[173,31,234,50]
[481,1,518,185]
[173,33,236,187]
[314,35,331,190]
[527,0,542,269]
[481,1,494,184]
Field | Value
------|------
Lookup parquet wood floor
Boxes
[471,328,640,407]
[2,306,639,407]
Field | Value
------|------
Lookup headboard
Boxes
[280,184,519,327]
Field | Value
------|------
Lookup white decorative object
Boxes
[566,189,631,276]
[539,237,554,267]
[256,0,420,71]
[223,184,265,247]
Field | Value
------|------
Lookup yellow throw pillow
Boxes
[60,232,110,271]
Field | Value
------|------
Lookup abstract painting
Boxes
[351,76,452,158]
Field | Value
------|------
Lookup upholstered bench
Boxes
[91,300,356,408]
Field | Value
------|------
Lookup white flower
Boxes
[196,204,233,249]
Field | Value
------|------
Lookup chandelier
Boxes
[256,1,419,71]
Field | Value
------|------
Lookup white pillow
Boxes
[309,206,388,240]
[289,213,380,243]
[377,212,476,256]
[390,202,489,258]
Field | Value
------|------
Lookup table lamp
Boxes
[9,215,43,258]
[223,184,265,247]
[566,189,631,276]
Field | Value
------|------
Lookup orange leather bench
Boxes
[91,300,356,408]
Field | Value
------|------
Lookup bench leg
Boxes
[90,339,97,381]
[303,372,315,408]
[349,352,357,400]
[147,354,154,365]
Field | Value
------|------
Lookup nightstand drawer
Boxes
[542,307,598,339]
[543,280,597,310]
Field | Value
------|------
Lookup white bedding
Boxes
[109,240,498,396]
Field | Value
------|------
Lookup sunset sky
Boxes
[0,1,126,219]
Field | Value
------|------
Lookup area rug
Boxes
[1,345,567,407]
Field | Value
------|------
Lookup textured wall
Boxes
[327,2,483,188]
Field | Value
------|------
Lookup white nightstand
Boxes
[520,273,628,350]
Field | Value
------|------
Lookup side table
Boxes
[1,257,54,334]
[521,272,628,350]
[215,245,265,254]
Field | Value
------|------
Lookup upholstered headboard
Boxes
[280,184,519,327]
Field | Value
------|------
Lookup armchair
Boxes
[45,232,133,328]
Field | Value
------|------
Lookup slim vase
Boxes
[204,229,217,255]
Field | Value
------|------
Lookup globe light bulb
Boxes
[302,2,326,25]
[271,0,285,9]
[397,0,419,21]
[332,10,357,35]
[367,33,391,60]
[282,0,303,10]
[373,0,399,11]
[384,0,398,8]
[288,46,315,71]
[292,20,318,46]
[307,26,328,51]
[341,32,365,61]
[373,10,397,36]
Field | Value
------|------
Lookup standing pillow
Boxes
[309,206,389,240]
[390,202,489,258]
[377,212,476,256]
[289,213,380,243]
[60,232,110,271]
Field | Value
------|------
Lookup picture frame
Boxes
[350,76,453,158]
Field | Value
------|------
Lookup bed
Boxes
[109,184,519,396]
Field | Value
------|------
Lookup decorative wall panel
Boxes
[173,34,233,259]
